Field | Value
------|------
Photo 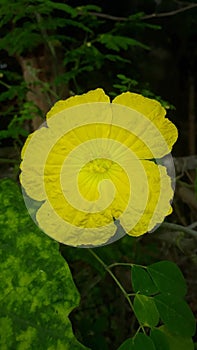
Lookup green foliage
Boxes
[124,327,195,350]
[151,327,194,350]
[0,2,196,348]
[147,261,187,297]
[0,0,155,148]
[117,338,133,350]
[118,333,156,350]
[0,179,89,350]
[0,101,40,142]
[116,260,195,349]
[97,34,149,52]
[112,74,175,109]
[0,72,37,147]
[131,265,158,296]
[150,328,169,350]
[133,294,159,327]
[154,294,195,337]
[0,177,195,349]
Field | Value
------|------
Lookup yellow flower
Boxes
[20,88,178,247]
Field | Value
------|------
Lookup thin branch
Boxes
[161,222,197,239]
[84,3,197,22]
[187,222,197,229]
[173,155,197,174]
[86,11,127,21]
[142,3,197,19]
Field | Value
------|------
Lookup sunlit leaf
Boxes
[0,179,89,350]
[133,294,159,327]
[158,326,194,350]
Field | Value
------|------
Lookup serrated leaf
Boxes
[154,294,196,337]
[158,326,194,350]
[0,179,89,350]
[132,265,158,296]
[133,294,159,327]
[147,261,187,297]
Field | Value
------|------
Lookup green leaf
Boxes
[117,338,133,350]
[132,265,158,296]
[45,1,78,17]
[117,334,156,350]
[150,328,169,350]
[147,261,187,297]
[105,54,130,63]
[0,179,89,350]
[159,326,194,350]
[133,294,159,327]
[77,5,102,13]
[154,294,196,337]
[116,74,131,83]
[98,34,149,52]
[134,333,156,350]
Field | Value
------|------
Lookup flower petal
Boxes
[47,88,110,119]
[36,201,117,247]
[125,163,173,236]
[113,92,178,157]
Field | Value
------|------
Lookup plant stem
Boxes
[89,249,146,334]
[108,262,133,268]
[0,80,11,89]
[89,249,134,312]
[108,262,146,269]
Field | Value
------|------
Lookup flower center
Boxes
[86,158,113,174]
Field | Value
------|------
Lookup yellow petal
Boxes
[126,163,173,236]
[113,92,178,157]
[36,201,117,247]
[21,132,34,159]
[47,88,110,119]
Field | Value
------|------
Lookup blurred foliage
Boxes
[0,0,162,150]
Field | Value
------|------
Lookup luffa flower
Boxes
[20,88,178,247]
